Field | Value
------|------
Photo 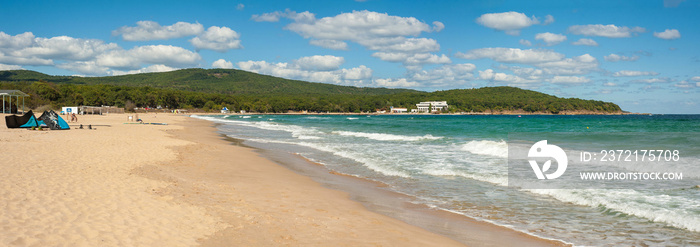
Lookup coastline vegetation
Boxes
[0,69,621,114]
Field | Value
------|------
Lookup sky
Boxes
[1,0,699,113]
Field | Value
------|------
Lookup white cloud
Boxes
[96,45,201,69]
[291,55,344,71]
[56,61,109,75]
[549,76,591,84]
[189,26,242,52]
[536,54,599,75]
[236,3,245,10]
[408,63,476,87]
[309,39,348,50]
[697,82,700,87]
[212,59,234,69]
[691,76,700,81]
[568,24,645,38]
[535,32,567,46]
[265,10,446,66]
[0,32,36,49]
[630,77,671,83]
[113,21,204,41]
[374,78,419,87]
[478,69,536,84]
[252,9,315,23]
[110,64,177,76]
[612,70,658,77]
[455,47,564,64]
[603,82,617,87]
[432,21,445,32]
[497,65,544,80]
[653,29,681,40]
[372,52,450,66]
[604,54,639,62]
[236,56,372,86]
[475,11,541,35]
[0,31,119,66]
[0,63,22,70]
[543,15,555,25]
[519,39,532,46]
[571,38,598,46]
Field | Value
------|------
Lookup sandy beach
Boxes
[1,113,565,246]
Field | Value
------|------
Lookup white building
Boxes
[416,101,448,113]
[390,107,407,113]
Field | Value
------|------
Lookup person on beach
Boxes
[71,113,78,122]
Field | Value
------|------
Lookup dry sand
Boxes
[1,113,564,246]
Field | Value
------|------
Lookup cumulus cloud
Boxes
[256,10,446,66]
[536,54,599,75]
[543,15,555,25]
[113,21,204,41]
[96,45,201,69]
[535,32,567,46]
[455,47,564,64]
[236,55,372,86]
[0,63,22,70]
[549,75,591,84]
[374,78,419,87]
[110,64,178,76]
[475,11,542,35]
[611,70,658,77]
[212,59,234,69]
[252,9,315,23]
[630,77,671,83]
[189,26,242,52]
[0,32,119,66]
[309,39,348,50]
[653,29,681,40]
[236,3,245,10]
[568,24,645,38]
[292,55,344,71]
[478,69,536,84]
[571,38,598,46]
[604,54,639,62]
[407,63,476,87]
[519,39,532,46]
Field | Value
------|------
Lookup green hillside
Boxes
[0,69,416,96]
[0,69,622,114]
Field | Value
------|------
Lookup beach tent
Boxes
[5,110,40,128]
[38,110,70,130]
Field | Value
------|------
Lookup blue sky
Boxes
[1,0,699,113]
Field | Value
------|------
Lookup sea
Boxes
[193,114,700,246]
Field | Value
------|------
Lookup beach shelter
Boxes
[38,110,70,130]
[5,110,41,128]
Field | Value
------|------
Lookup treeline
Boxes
[1,80,621,114]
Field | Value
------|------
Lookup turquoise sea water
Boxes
[194,114,700,246]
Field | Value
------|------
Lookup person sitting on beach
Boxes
[137,118,143,123]
[71,113,78,122]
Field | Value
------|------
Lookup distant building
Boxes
[416,101,448,113]
[390,107,407,113]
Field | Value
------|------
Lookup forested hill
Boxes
[0,69,416,96]
[0,69,622,114]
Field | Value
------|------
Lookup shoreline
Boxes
[192,116,569,246]
[1,112,568,246]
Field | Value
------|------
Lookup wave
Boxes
[461,140,508,158]
[528,188,700,232]
[332,130,443,142]
[346,117,359,120]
